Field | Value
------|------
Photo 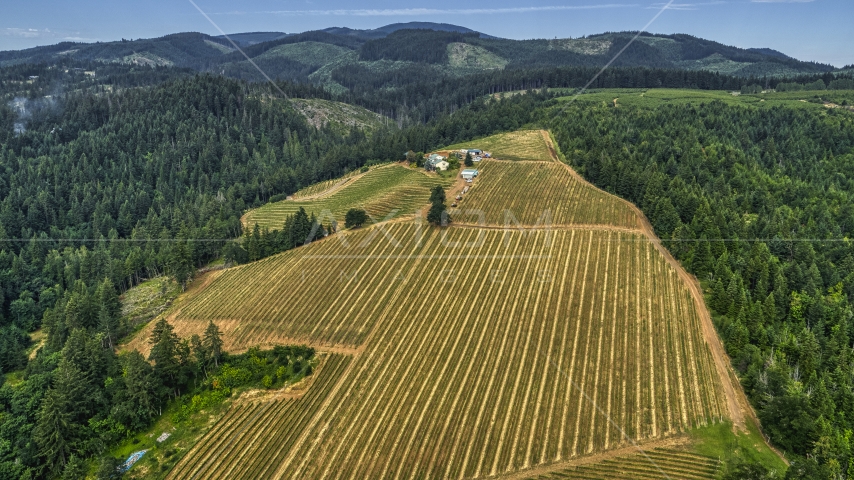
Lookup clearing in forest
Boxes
[243,163,452,230]
[145,129,768,479]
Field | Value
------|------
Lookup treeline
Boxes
[551,100,854,477]
[0,59,195,103]
[776,77,854,92]
[333,65,795,124]
[328,61,853,125]
[3,300,313,478]
[225,207,329,265]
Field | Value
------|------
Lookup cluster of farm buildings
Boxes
[424,148,491,172]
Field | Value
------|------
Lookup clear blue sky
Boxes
[2,0,852,67]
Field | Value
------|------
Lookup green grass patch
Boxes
[557,88,850,113]
[688,421,788,478]
[244,164,453,230]
[3,370,24,387]
[446,42,508,73]
[675,54,753,76]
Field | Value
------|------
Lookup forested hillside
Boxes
[550,97,854,477]
[1,25,844,88]
[0,70,544,477]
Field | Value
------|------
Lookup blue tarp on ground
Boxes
[121,450,148,472]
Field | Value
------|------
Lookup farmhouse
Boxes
[461,168,479,181]
[466,149,483,156]
[425,153,449,171]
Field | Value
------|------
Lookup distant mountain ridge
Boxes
[0,22,844,93]
[747,48,792,60]
[217,22,496,47]
[319,22,499,40]
[217,32,290,47]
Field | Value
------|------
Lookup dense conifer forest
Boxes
[551,100,854,478]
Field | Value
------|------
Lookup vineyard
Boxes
[454,159,640,229]
[442,129,554,161]
[163,223,726,478]
[243,164,452,230]
[151,128,755,479]
[289,171,360,200]
[167,353,352,480]
[523,448,722,479]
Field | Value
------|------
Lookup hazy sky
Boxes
[2,0,852,67]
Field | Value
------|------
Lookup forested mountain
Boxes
[1,23,844,91]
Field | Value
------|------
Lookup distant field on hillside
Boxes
[566,88,854,111]
[243,164,452,230]
[456,159,640,229]
[163,224,726,478]
[444,130,553,161]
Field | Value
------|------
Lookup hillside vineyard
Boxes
[243,164,455,230]
[163,148,730,478]
[168,226,727,478]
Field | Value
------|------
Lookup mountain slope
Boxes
[0,25,840,84]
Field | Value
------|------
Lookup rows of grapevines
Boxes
[207,228,727,479]
[525,448,722,479]
[167,353,351,480]
[244,164,453,230]
[456,160,640,229]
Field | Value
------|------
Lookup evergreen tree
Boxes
[61,455,87,480]
[168,240,194,289]
[427,185,450,226]
[762,293,777,324]
[112,351,161,430]
[203,320,224,368]
[711,279,728,314]
[95,456,123,480]
[33,388,73,475]
[148,319,181,397]
[693,237,714,278]
[191,334,208,376]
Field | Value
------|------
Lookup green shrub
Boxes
[217,365,252,388]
